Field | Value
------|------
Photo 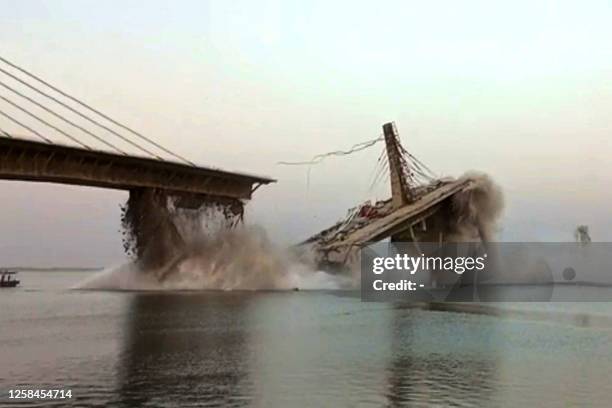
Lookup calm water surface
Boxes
[2,271,612,407]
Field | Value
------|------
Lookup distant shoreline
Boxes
[2,267,104,272]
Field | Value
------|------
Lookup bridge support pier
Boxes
[0,136,274,277]
[122,188,247,277]
[124,188,185,271]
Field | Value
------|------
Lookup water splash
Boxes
[78,172,504,291]
[76,226,351,291]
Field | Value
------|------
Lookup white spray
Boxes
[77,172,504,291]
[77,225,351,291]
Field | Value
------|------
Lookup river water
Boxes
[2,271,612,407]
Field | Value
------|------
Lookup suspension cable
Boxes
[0,66,163,159]
[0,125,12,138]
[0,95,92,149]
[0,80,126,154]
[0,108,53,143]
[0,56,194,165]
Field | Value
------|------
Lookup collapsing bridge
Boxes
[301,122,490,273]
[0,136,274,269]
[0,56,274,272]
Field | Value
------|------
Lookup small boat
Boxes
[0,270,20,288]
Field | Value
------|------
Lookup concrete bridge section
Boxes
[301,122,480,274]
[318,178,473,254]
[0,136,274,200]
[0,136,275,272]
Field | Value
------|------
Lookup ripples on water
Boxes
[2,272,612,407]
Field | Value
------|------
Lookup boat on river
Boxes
[0,270,20,288]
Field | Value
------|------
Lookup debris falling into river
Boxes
[78,171,504,291]
[79,192,348,291]
[79,118,506,291]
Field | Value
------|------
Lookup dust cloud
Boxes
[77,225,351,291]
[77,172,504,291]
[450,172,505,243]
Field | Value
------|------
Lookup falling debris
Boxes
[78,225,345,291]
[120,189,245,278]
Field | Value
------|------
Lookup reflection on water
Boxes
[115,293,256,407]
[4,272,612,407]
[115,292,395,407]
[385,310,499,407]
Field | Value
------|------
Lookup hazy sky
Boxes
[1,0,612,266]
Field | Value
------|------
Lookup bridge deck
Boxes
[0,136,275,199]
[318,179,473,252]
